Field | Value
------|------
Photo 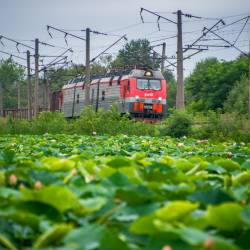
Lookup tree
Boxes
[47,62,110,93]
[163,70,176,109]
[0,59,25,109]
[185,56,248,112]
[111,39,159,69]
[49,65,83,90]
[224,75,248,114]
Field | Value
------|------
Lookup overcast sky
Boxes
[0,0,249,77]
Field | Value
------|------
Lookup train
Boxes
[55,67,167,121]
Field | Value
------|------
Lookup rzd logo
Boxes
[144,93,153,97]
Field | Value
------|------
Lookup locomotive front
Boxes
[121,68,167,120]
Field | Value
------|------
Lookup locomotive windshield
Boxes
[137,79,161,90]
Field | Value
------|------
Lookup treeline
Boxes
[185,55,249,114]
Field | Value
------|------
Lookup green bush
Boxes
[3,117,31,134]
[192,111,250,142]
[1,109,248,141]
[160,111,193,137]
[74,105,157,136]
[32,111,67,134]
[0,117,8,134]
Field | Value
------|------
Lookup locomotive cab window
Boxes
[149,80,161,90]
[137,79,161,90]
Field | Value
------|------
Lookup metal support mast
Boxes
[176,10,184,109]
[85,28,91,105]
[27,50,32,119]
[34,38,39,117]
[161,42,166,73]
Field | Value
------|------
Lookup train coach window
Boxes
[91,89,95,104]
[109,76,114,86]
[117,76,122,85]
[102,91,105,101]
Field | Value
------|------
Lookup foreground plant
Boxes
[0,134,249,249]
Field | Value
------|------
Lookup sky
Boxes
[0,0,249,78]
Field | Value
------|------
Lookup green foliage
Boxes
[112,39,158,69]
[161,110,193,137]
[0,59,25,109]
[206,203,243,232]
[185,56,248,112]
[224,75,249,114]
[47,64,85,93]
[0,234,17,250]
[0,117,8,135]
[163,70,176,109]
[1,109,250,141]
[6,117,31,134]
[0,134,250,249]
[32,111,67,134]
[74,105,157,136]
[192,111,250,142]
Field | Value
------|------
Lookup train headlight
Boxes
[144,70,153,77]
[135,95,140,101]
[158,97,162,102]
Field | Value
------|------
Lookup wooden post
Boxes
[176,10,184,109]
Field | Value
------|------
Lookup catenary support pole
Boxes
[85,28,91,105]
[27,50,32,119]
[17,81,20,110]
[161,42,166,73]
[34,38,39,117]
[248,34,250,118]
[0,81,3,117]
[176,10,184,109]
[45,70,50,110]
[153,51,157,70]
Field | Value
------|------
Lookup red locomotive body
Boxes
[59,68,167,120]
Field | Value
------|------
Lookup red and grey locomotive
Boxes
[59,67,167,120]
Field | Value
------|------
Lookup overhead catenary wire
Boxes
[182,19,226,53]
[233,16,250,45]
[47,25,86,45]
[0,49,26,61]
[203,28,248,56]
[0,34,34,51]
[41,48,72,70]
[91,35,127,62]
[150,35,177,43]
